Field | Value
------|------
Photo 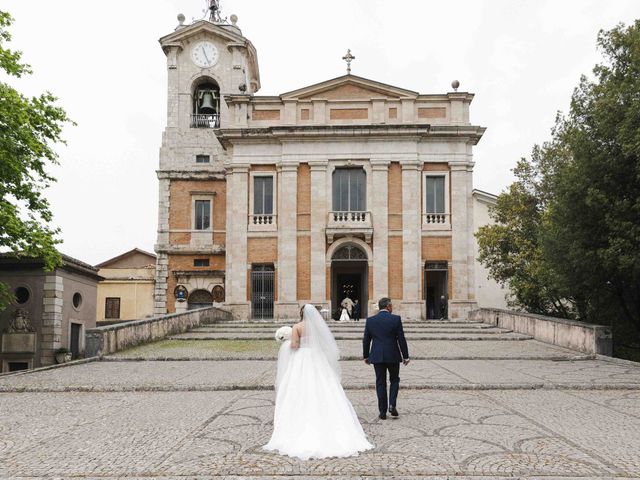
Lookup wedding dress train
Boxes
[263,305,373,460]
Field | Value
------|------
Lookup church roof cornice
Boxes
[215,124,486,148]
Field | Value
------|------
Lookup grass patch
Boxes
[115,339,279,357]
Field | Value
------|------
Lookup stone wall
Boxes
[85,306,232,358]
[469,308,613,356]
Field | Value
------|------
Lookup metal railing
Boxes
[190,113,220,128]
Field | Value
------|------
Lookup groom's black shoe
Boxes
[389,406,399,417]
[378,413,387,420]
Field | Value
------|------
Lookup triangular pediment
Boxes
[281,75,418,101]
[95,248,156,269]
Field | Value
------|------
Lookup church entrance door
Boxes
[425,262,448,319]
[331,244,368,320]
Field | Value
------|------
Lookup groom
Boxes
[362,297,410,420]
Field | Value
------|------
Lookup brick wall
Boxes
[166,254,225,313]
[169,180,226,231]
[388,236,403,299]
[388,162,403,230]
[297,236,311,300]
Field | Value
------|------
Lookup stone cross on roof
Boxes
[342,49,355,74]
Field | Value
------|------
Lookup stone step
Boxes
[169,332,531,341]
[190,326,511,335]
[202,320,487,327]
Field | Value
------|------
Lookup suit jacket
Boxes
[363,310,409,364]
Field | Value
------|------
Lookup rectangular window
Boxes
[253,176,274,215]
[426,176,445,213]
[105,297,121,319]
[332,168,366,211]
[195,200,211,230]
[194,258,210,267]
[196,154,210,164]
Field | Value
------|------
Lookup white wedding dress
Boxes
[263,305,373,460]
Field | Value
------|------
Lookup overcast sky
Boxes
[2,0,638,265]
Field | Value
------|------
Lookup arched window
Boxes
[191,80,220,128]
[332,244,367,261]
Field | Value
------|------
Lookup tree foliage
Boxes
[0,11,72,310]
[477,20,640,350]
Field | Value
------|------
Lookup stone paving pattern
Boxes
[1,319,640,479]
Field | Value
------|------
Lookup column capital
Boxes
[371,160,391,171]
[401,160,422,171]
[278,163,299,173]
[225,163,250,174]
[309,160,329,171]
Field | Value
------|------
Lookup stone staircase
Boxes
[169,318,533,342]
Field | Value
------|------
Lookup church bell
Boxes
[198,90,217,111]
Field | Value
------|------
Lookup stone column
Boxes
[309,160,328,307]
[40,274,64,366]
[225,164,250,320]
[371,160,390,302]
[154,176,171,315]
[400,161,423,320]
[276,163,300,319]
[450,163,477,319]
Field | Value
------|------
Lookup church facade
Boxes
[153,14,492,321]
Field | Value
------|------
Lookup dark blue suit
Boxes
[363,310,409,415]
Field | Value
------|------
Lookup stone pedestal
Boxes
[227,302,251,321]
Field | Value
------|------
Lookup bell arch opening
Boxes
[191,78,220,128]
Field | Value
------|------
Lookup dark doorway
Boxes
[251,264,275,319]
[331,244,368,320]
[188,289,214,310]
[70,323,82,359]
[425,262,448,320]
[8,362,29,372]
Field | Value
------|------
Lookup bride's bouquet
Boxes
[274,326,292,343]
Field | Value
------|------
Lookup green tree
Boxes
[477,20,640,356]
[544,21,640,340]
[0,11,72,310]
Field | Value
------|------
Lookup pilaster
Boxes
[309,160,328,305]
[225,164,250,319]
[400,161,422,320]
[371,160,390,302]
[450,163,477,319]
[276,163,300,318]
[40,274,64,366]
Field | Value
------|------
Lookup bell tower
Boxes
[153,6,261,314]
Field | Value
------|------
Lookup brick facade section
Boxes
[166,254,225,313]
[388,162,403,230]
[418,107,446,119]
[252,109,281,120]
[330,108,369,120]
[168,180,227,233]
[300,109,310,120]
[297,236,311,300]
[297,163,311,231]
[388,236,403,300]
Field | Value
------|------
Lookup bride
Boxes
[263,304,373,460]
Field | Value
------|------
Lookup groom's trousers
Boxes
[373,362,400,414]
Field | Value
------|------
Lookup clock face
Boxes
[191,41,219,68]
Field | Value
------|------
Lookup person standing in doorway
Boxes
[353,299,361,321]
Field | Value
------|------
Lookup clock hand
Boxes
[201,46,210,64]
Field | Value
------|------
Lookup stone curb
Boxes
[0,356,99,378]
[3,476,624,480]
[101,354,593,362]
[2,382,640,393]
[596,354,640,367]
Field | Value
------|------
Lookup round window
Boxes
[73,292,83,309]
[14,287,30,304]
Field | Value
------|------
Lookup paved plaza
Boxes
[1,320,640,479]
